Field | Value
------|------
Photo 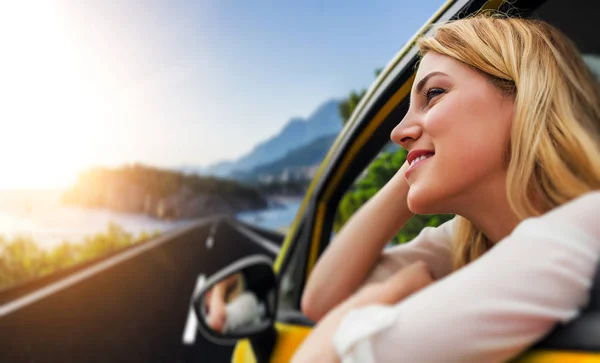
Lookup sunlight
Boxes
[0,3,119,189]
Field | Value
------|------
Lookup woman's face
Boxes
[391,52,514,214]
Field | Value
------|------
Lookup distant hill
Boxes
[180,160,234,177]
[203,99,342,177]
[63,164,268,220]
[254,134,337,174]
[234,133,337,182]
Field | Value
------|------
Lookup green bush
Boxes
[0,223,160,290]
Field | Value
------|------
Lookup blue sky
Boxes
[0,1,444,188]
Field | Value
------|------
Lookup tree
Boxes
[338,89,367,125]
[338,68,383,125]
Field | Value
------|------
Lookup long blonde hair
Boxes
[417,14,600,269]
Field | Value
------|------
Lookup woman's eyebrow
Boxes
[414,71,449,94]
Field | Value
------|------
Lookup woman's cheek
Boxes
[411,138,481,212]
[423,95,459,132]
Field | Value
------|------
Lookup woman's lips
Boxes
[405,155,433,179]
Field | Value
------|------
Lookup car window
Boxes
[277,221,308,312]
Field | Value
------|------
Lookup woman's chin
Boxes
[407,186,441,215]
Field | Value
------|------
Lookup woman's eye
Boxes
[424,88,445,104]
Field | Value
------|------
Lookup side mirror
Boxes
[193,254,278,344]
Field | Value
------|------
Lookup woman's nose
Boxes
[390,121,422,150]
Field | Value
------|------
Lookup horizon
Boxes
[0,1,445,189]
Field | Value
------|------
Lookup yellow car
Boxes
[194,0,600,361]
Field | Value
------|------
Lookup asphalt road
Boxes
[0,216,282,363]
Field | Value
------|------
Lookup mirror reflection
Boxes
[200,263,276,336]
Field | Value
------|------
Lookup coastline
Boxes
[0,190,302,250]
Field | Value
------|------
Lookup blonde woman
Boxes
[295,15,600,363]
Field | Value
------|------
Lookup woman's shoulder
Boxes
[544,190,600,225]
[559,190,600,208]
[514,190,600,241]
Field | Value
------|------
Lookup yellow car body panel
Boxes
[232,323,312,363]
[515,351,600,363]
[231,326,600,362]
[232,337,600,363]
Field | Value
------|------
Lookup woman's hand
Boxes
[352,260,433,306]
[292,261,434,363]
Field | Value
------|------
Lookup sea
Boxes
[236,198,303,231]
[0,190,302,250]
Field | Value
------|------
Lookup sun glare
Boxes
[0,3,118,190]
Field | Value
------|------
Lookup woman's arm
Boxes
[301,162,414,322]
[293,261,435,363]
[331,192,600,363]
[207,274,240,332]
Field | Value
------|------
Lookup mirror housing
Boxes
[193,254,278,345]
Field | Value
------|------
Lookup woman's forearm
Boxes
[210,282,227,308]
[301,162,413,322]
[294,262,433,363]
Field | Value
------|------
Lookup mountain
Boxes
[235,133,337,182]
[253,134,337,174]
[204,99,342,177]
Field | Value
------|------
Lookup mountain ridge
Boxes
[201,99,342,177]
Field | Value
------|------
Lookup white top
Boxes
[333,191,600,363]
